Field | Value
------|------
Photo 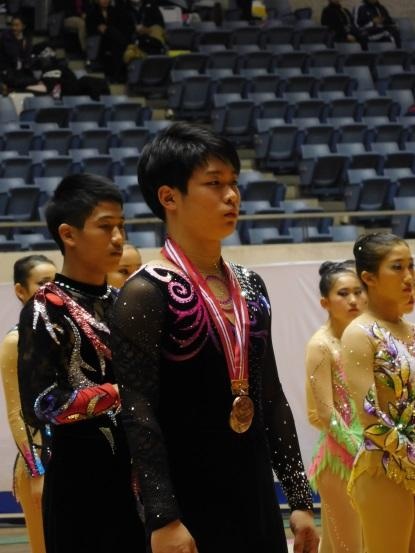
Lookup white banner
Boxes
[1,262,413,510]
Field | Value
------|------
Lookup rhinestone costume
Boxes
[111,263,313,553]
[306,325,363,490]
[1,325,50,478]
[348,321,415,493]
[17,274,145,553]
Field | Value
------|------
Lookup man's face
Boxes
[65,201,125,278]
[167,157,240,243]
[11,18,24,36]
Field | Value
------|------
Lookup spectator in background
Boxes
[7,0,35,32]
[354,0,401,48]
[0,14,41,92]
[321,0,367,48]
[86,0,129,82]
[122,0,166,63]
[52,0,89,52]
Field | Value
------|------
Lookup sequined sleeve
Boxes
[255,275,314,512]
[306,337,361,456]
[110,273,181,532]
[18,294,119,429]
[1,329,45,477]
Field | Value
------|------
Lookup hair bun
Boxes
[319,261,337,276]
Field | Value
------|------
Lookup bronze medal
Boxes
[229,395,254,433]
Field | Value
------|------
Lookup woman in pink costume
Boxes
[306,261,366,552]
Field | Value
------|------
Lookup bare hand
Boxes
[346,34,357,42]
[98,24,107,34]
[29,475,44,511]
[151,520,198,553]
[290,510,320,553]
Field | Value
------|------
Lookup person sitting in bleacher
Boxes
[86,0,129,82]
[354,0,401,48]
[122,0,166,64]
[321,0,367,49]
[0,13,42,93]
[52,0,90,53]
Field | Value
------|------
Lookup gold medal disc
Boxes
[229,395,254,433]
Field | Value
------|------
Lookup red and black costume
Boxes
[18,274,145,553]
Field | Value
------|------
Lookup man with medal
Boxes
[111,122,320,553]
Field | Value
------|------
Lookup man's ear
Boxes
[58,223,76,249]
[158,185,176,213]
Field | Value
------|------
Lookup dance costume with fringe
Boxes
[306,327,362,489]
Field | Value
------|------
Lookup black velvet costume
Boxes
[18,274,145,553]
[111,262,313,553]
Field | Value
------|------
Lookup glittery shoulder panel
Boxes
[33,282,111,359]
[141,263,220,360]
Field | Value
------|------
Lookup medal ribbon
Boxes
[162,237,250,389]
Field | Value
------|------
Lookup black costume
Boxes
[18,275,145,553]
[111,262,313,553]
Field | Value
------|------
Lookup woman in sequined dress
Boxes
[17,174,145,553]
[0,255,56,553]
[342,232,415,553]
[111,122,320,553]
[306,261,365,553]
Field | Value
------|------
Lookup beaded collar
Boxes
[54,274,112,300]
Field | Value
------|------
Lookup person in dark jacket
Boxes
[0,14,40,92]
[321,0,367,48]
[354,0,401,48]
[86,0,129,81]
[0,14,32,71]
[52,0,90,52]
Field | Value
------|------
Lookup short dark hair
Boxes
[45,173,123,253]
[353,232,407,286]
[13,254,55,287]
[318,261,355,297]
[10,13,26,25]
[137,122,241,221]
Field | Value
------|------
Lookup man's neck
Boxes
[166,232,222,275]
[60,260,106,286]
